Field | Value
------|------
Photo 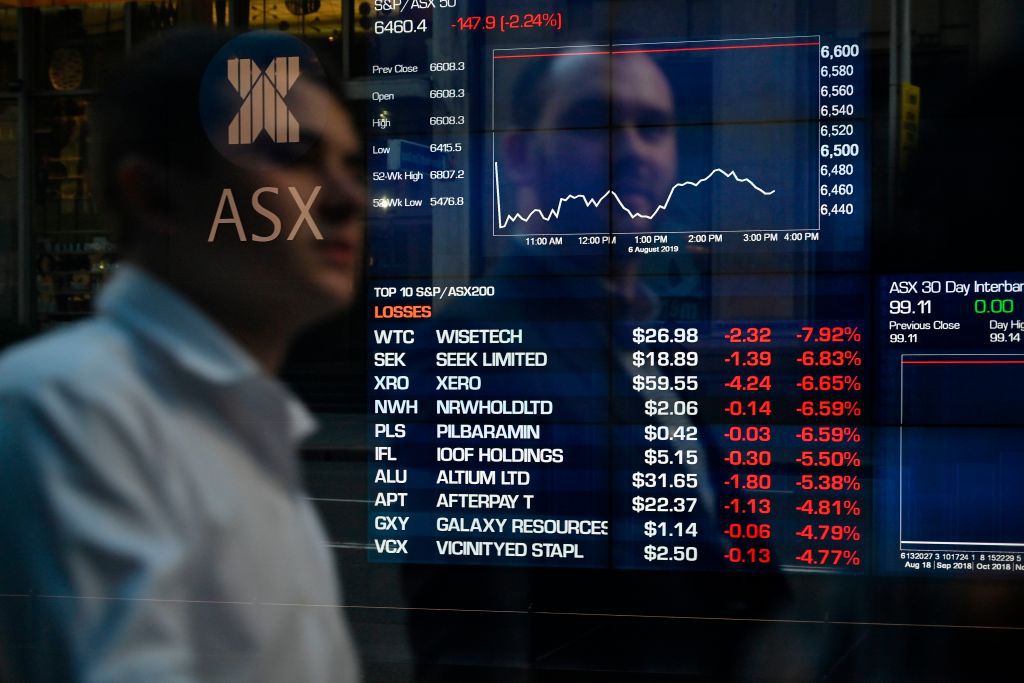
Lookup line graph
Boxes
[490,35,821,237]
[494,162,777,231]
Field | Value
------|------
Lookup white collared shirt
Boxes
[0,265,360,682]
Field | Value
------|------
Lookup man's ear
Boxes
[115,155,179,235]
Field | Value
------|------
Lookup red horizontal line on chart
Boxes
[493,41,821,60]
[902,360,1024,365]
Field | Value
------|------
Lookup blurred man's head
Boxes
[92,29,364,336]
[505,51,677,227]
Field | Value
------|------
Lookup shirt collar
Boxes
[96,264,317,444]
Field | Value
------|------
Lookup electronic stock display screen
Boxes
[354,0,1024,601]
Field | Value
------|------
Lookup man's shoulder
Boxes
[0,318,173,479]
[0,318,145,403]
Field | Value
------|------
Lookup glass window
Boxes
[0,100,16,328]
[248,0,342,42]
[0,8,17,95]
[36,4,126,93]
[131,1,180,47]
[31,95,114,326]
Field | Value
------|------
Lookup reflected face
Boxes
[246,83,365,310]
[528,53,678,221]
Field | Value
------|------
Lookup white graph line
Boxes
[494,162,776,230]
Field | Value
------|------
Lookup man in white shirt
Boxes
[0,28,364,682]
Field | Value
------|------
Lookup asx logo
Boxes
[227,56,300,145]
[200,31,322,166]
[208,186,323,242]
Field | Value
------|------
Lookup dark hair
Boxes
[510,56,560,130]
[90,28,234,233]
[509,50,672,130]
